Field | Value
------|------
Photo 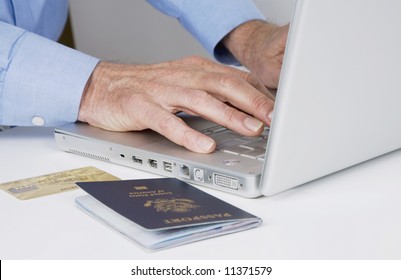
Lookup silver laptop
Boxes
[55,0,401,198]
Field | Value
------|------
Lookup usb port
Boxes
[132,156,143,164]
[148,159,158,168]
[163,161,173,172]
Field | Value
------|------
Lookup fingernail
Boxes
[198,138,215,152]
[244,117,264,132]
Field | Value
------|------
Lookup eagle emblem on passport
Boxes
[144,198,200,213]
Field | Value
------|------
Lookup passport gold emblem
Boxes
[144,198,200,213]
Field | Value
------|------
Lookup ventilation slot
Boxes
[68,149,110,162]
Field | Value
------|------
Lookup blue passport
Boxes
[75,178,262,251]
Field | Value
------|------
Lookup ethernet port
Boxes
[178,164,190,179]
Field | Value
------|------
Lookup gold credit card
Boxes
[0,166,120,200]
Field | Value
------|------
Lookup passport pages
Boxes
[75,178,262,251]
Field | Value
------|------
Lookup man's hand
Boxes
[223,20,289,89]
[78,57,274,153]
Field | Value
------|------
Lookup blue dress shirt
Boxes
[0,0,265,127]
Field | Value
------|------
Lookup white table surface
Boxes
[1,126,401,260]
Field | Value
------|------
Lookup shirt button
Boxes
[32,116,45,126]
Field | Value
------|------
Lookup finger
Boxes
[258,61,282,89]
[175,58,275,124]
[188,71,275,125]
[137,101,216,153]
[140,81,266,136]
[171,88,266,136]
[179,56,273,96]
[129,56,276,102]
[141,65,275,126]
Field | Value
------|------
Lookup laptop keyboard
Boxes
[201,125,269,160]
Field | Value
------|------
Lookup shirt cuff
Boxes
[1,29,99,126]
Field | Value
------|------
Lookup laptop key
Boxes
[220,145,253,155]
[240,148,266,159]
[240,139,267,150]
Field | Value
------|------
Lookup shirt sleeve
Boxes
[0,21,99,127]
[146,0,266,64]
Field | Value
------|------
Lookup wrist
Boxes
[78,61,107,124]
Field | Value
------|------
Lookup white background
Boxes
[69,0,296,63]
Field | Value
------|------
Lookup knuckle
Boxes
[223,105,238,123]
[217,74,242,91]
[251,94,273,112]
[243,72,262,87]
[187,90,211,109]
[159,114,181,134]
[240,71,255,82]
[182,129,198,147]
